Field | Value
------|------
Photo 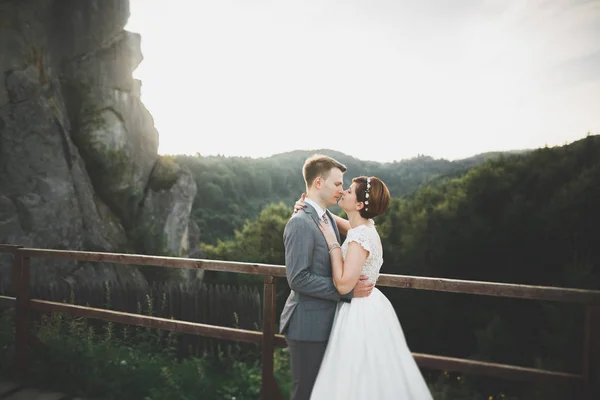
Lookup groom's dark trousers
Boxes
[286,339,328,400]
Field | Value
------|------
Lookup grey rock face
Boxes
[138,158,196,256]
[0,0,200,289]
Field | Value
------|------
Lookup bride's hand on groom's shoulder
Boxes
[292,193,306,214]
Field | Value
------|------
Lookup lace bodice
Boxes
[341,220,383,283]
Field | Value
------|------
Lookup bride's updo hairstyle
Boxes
[352,176,390,219]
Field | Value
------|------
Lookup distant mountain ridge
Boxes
[268,148,530,166]
[174,147,530,243]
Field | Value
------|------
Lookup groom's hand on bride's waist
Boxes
[352,275,375,298]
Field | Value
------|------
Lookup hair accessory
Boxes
[364,177,371,211]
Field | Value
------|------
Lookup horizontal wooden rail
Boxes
[412,353,582,382]
[2,294,581,384]
[377,274,600,304]
[32,299,265,343]
[0,296,289,347]
[15,248,600,305]
[28,299,288,348]
[18,248,288,277]
[0,244,22,254]
[0,295,15,309]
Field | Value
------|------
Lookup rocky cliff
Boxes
[0,0,201,288]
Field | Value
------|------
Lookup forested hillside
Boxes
[198,135,599,399]
[174,149,526,244]
[375,134,599,396]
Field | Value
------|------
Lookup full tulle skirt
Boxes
[310,288,433,399]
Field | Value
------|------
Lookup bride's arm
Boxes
[328,242,368,295]
[319,221,368,295]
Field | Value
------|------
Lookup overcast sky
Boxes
[126,0,600,162]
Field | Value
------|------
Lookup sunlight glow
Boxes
[125,0,600,162]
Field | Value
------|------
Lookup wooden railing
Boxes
[1,244,599,399]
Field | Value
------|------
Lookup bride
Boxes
[301,176,433,399]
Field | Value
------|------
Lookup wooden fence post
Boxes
[583,305,600,400]
[9,245,23,297]
[261,276,283,400]
[13,251,31,377]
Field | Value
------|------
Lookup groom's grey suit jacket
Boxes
[279,203,353,342]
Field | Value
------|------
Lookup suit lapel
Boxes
[303,204,340,244]
[302,203,322,228]
[303,203,341,244]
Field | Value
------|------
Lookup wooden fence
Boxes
[1,244,599,400]
[0,277,263,358]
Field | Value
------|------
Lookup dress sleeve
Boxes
[345,226,372,255]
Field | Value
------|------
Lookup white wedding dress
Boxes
[311,221,433,399]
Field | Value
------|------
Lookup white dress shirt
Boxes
[304,198,337,237]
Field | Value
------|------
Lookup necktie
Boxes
[322,212,329,224]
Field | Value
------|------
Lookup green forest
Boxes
[177,134,599,399]
[174,148,528,243]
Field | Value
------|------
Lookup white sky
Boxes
[126,0,600,162]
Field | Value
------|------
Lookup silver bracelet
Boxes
[328,243,341,253]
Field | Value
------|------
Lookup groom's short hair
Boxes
[303,154,347,188]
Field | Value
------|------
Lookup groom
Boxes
[280,154,374,400]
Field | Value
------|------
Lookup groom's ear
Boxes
[314,177,323,189]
